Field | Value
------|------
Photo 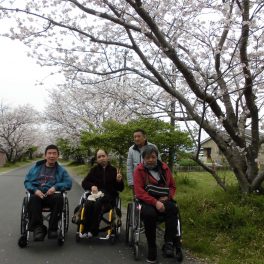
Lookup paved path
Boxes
[70,168,207,264]
[0,164,206,264]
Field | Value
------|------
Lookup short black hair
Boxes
[133,128,146,135]
[142,145,158,159]
[95,149,108,159]
[45,144,59,155]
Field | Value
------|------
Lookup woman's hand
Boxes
[159,196,169,202]
[91,185,98,194]
[155,200,165,212]
[116,168,122,182]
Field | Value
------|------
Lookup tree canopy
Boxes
[0,103,40,162]
[81,117,192,166]
[1,1,264,192]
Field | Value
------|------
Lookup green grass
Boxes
[175,171,264,264]
[65,162,89,177]
[65,163,264,264]
[0,160,35,173]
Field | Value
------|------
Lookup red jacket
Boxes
[133,161,176,207]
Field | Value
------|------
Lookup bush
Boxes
[177,158,197,166]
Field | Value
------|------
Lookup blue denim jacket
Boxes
[24,160,72,193]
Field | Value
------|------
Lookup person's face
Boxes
[133,132,146,147]
[45,149,59,166]
[96,150,108,167]
[143,152,158,167]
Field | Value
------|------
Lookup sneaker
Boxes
[146,246,157,263]
[48,229,58,239]
[175,247,183,262]
[79,232,93,238]
[79,233,88,238]
[33,225,47,241]
[87,232,93,238]
[162,242,174,258]
[146,259,157,264]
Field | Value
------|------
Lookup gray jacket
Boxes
[126,141,159,186]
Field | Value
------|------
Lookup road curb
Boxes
[0,162,35,176]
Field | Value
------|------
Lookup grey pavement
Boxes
[0,164,206,264]
[70,168,207,264]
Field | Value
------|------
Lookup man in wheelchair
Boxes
[80,149,124,238]
[133,145,182,263]
[24,144,72,242]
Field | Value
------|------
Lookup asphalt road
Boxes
[0,164,205,264]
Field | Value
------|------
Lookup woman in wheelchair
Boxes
[81,149,124,238]
[133,145,182,263]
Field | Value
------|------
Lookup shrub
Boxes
[177,158,197,166]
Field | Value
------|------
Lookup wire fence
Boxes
[175,165,231,172]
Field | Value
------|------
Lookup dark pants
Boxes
[83,195,113,235]
[141,200,179,248]
[28,193,63,231]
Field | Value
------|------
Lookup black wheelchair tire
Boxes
[64,196,69,232]
[133,243,140,261]
[20,197,28,235]
[125,202,133,245]
[18,235,28,248]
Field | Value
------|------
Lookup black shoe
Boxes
[33,225,47,241]
[175,247,183,262]
[48,229,58,239]
[162,242,174,258]
[146,246,157,263]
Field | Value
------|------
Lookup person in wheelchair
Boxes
[81,149,124,238]
[24,144,72,242]
[133,145,182,263]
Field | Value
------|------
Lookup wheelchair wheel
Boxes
[125,202,133,246]
[57,230,64,246]
[64,196,69,232]
[75,231,81,243]
[133,243,140,260]
[174,207,182,248]
[75,207,85,243]
[109,234,117,245]
[20,197,28,235]
[18,235,28,248]
[175,247,184,262]
[115,199,122,236]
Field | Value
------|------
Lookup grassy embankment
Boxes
[0,160,35,173]
[66,163,264,264]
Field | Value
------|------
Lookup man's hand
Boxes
[46,186,56,196]
[35,189,46,199]
[155,200,165,212]
[116,168,122,182]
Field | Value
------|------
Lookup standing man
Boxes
[24,144,72,241]
[127,129,159,188]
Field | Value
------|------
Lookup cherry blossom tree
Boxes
[0,103,40,162]
[1,0,264,192]
[44,82,139,138]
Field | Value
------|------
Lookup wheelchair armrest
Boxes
[78,191,91,204]
[25,190,67,199]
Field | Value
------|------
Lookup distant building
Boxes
[200,131,264,167]
[0,151,7,167]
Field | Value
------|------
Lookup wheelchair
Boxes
[125,199,183,262]
[73,191,122,244]
[18,191,69,248]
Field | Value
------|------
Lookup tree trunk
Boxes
[168,101,176,173]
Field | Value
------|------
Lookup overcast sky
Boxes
[0,37,63,112]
